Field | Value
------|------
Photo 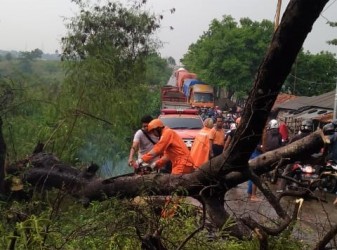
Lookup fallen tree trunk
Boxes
[18,130,324,202]
[8,130,323,242]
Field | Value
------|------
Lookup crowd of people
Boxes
[127,110,337,205]
[262,118,337,206]
[127,108,242,175]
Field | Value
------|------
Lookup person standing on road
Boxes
[278,117,289,145]
[288,119,314,143]
[190,118,214,168]
[209,116,226,157]
[140,119,195,174]
[322,122,337,206]
[247,145,263,202]
[323,122,337,163]
[128,115,159,171]
[224,122,237,151]
[263,119,282,152]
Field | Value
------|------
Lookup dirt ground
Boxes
[224,182,337,248]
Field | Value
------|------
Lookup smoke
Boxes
[99,159,131,177]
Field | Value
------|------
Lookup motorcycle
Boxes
[198,107,208,120]
[319,160,337,193]
[284,161,321,192]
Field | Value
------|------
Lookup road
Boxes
[224,182,337,247]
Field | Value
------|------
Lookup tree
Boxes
[3,1,334,249]
[327,20,337,46]
[18,49,44,73]
[19,48,43,61]
[5,52,12,61]
[61,1,161,63]
[166,56,176,67]
[284,50,337,95]
[181,16,274,100]
[3,0,337,249]
[145,53,172,86]
[30,48,43,59]
[54,0,167,164]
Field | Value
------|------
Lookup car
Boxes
[159,109,203,149]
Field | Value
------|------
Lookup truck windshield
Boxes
[160,117,203,129]
[194,93,214,102]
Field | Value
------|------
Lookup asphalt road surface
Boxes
[224,182,337,248]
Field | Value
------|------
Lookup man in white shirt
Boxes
[128,115,159,169]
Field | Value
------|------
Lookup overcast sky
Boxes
[0,0,336,62]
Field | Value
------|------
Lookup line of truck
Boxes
[161,68,215,110]
[158,68,215,149]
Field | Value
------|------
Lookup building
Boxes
[272,91,335,134]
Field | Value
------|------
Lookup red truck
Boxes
[160,85,191,110]
[176,70,197,92]
[174,68,215,109]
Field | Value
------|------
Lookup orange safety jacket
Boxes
[209,127,225,146]
[190,127,211,168]
[142,127,194,174]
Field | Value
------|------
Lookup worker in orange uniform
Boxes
[209,116,225,157]
[139,119,195,174]
[190,118,214,168]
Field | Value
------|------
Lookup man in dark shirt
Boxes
[263,119,282,152]
[289,119,313,143]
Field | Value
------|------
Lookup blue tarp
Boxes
[183,79,204,97]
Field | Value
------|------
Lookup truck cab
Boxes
[189,84,214,108]
[182,80,214,108]
[159,109,203,149]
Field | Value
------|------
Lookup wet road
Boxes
[225,182,337,247]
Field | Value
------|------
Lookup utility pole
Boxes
[275,0,282,30]
[332,82,337,120]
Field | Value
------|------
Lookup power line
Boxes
[289,74,336,85]
[320,0,337,22]
[322,0,337,14]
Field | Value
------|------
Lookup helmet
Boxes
[268,119,279,129]
[148,119,164,132]
[230,123,237,130]
[300,119,313,132]
[323,123,335,135]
